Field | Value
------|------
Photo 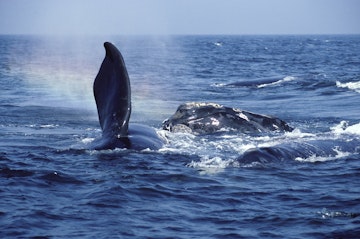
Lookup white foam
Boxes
[295,147,351,163]
[161,128,314,169]
[158,131,198,154]
[187,156,238,174]
[336,80,360,93]
[81,137,95,144]
[284,128,316,138]
[317,208,356,219]
[40,124,58,128]
[87,147,128,155]
[159,130,256,158]
[160,120,358,170]
[331,121,360,136]
[257,76,296,88]
[27,124,59,129]
[211,83,227,87]
[187,156,230,168]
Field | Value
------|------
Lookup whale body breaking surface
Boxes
[90,42,293,150]
[163,102,293,135]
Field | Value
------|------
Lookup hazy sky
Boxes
[1,0,359,35]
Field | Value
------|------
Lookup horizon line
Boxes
[1,33,360,37]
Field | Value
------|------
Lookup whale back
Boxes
[93,42,131,139]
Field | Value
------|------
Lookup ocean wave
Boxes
[160,122,359,170]
[28,124,59,129]
[257,76,297,88]
[187,156,237,174]
[214,75,297,88]
[0,167,34,178]
[294,147,352,163]
[317,208,360,219]
[336,80,360,93]
[331,121,360,135]
[39,171,84,185]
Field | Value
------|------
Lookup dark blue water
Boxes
[1,35,359,238]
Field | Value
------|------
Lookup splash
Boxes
[159,121,359,171]
[294,147,351,163]
[331,121,360,135]
[336,80,360,93]
[257,76,296,88]
[187,156,237,170]
[318,208,360,219]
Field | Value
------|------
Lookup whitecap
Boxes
[284,128,316,139]
[257,76,296,88]
[81,137,95,144]
[40,124,58,128]
[211,83,226,87]
[295,147,351,163]
[27,124,58,129]
[187,156,238,174]
[331,121,360,135]
[336,80,360,93]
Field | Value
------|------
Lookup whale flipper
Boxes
[94,42,131,139]
[91,42,163,150]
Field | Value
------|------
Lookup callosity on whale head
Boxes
[162,102,293,135]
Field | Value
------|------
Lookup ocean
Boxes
[0,35,359,238]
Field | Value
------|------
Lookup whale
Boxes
[90,42,163,150]
[162,102,293,135]
[237,138,360,165]
[88,42,292,149]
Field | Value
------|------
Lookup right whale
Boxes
[162,103,359,164]
[237,137,360,164]
[90,42,164,150]
[162,102,293,134]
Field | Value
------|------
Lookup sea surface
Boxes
[0,35,359,238]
